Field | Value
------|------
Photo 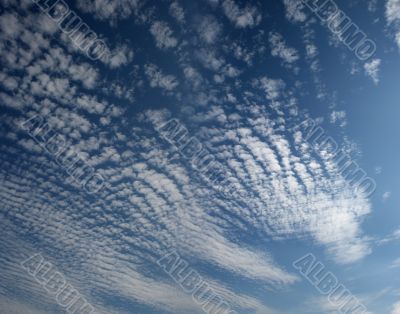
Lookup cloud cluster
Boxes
[0,0,381,313]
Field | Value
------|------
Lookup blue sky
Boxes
[0,0,400,313]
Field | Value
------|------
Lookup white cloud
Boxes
[305,44,318,59]
[386,0,400,49]
[178,223,299,286]
[390,258,400,268]
[222,0,262,28]
[378,228,400,244]
[383,191,391,202]
[183,66,203,88]
[386,0,400,24]
[144,64,179,91]
[0,296,54,314]
[282,0,307,23]
[368,0,378,12]
[195,49,225,71]
[76,0,142,25]
[392,301,400,314]
[364,58,381,84]
[169,1,185,24]
[307,296,372,314]
[197,15,222,44]
[0,12,23,37]
[105,44,134,69]
[330,110,347,127]
[150,21,178,50]
[269,32,300,64]
[255,76,286,101]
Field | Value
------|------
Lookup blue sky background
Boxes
[0,0,400,313]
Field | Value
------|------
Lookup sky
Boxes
[0,0,400,313]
